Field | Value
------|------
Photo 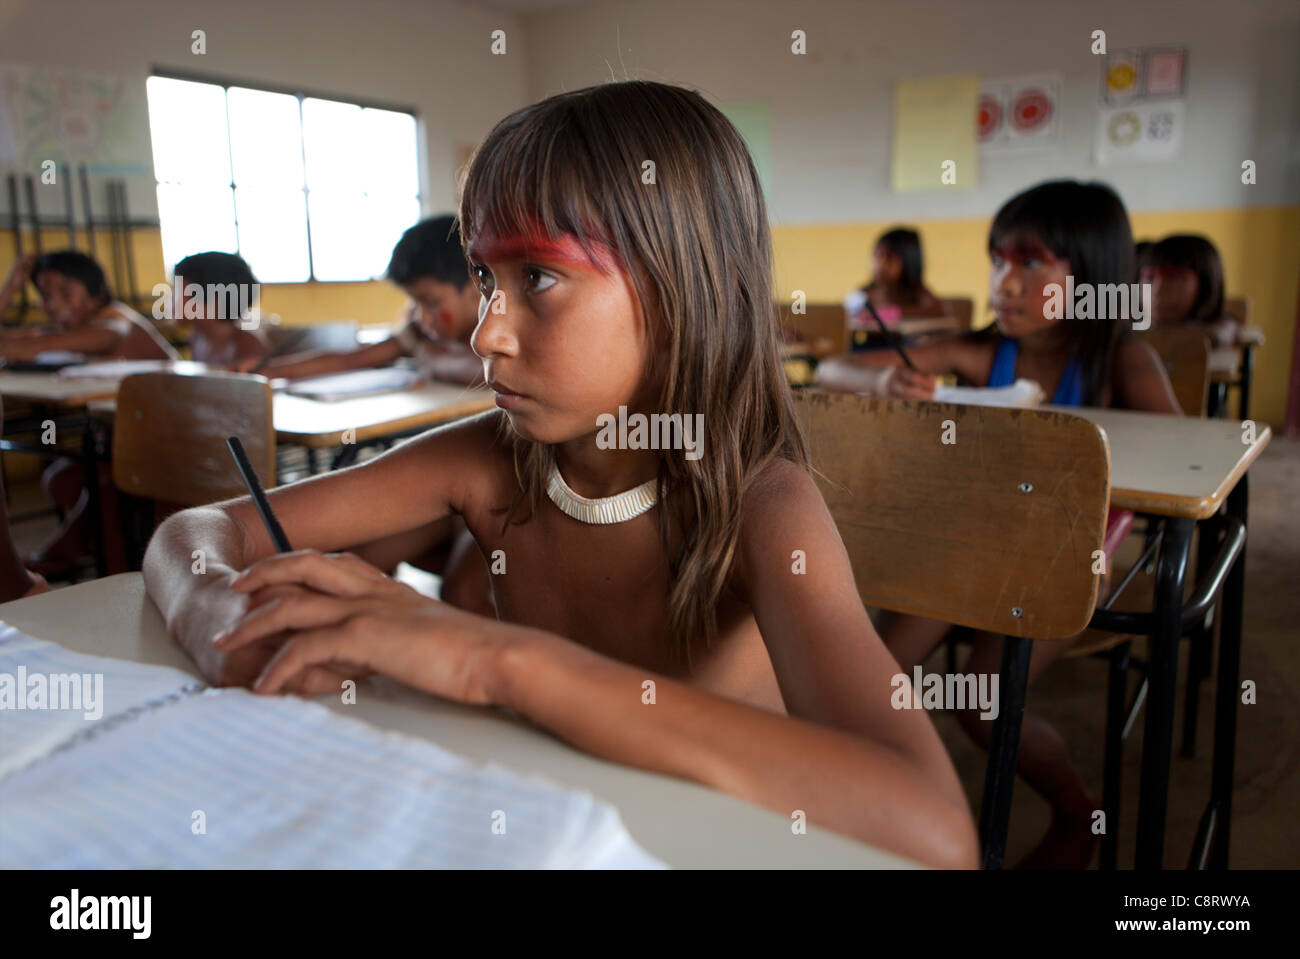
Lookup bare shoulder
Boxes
[738,457,833,557]
[397,410,516,502]
[1112,335,1181,414]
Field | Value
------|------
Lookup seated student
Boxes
[143,81,979,870]
[820,179,1180,869]
[0,252,178,362]
[171,252,271,370]
[1141,234,1238,347]
[844,227,945,327]
[257,216,482,385]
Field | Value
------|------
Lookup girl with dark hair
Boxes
[844,227,944,327]
[0,251,177,361]
[171,251,270,370]
[821,179,1181,868]
[145,81,979,869]
[1142,234,1238,346]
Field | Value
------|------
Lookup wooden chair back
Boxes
[778,303,848,357]
[264,320,360,354]
[1145,327,1211,416]
[793,391,1111,638]
[938,297,974,331]
[1222,295,1250,327]
[113,372,276,507]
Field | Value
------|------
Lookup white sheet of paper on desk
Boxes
[0,628,663,869]
[286,367,422,400]
[56,359,176,380]
[932,378,1045,408]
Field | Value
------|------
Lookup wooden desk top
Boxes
[0,575,913,869]
[1044,405,1271,519]
[273,382,495,447]
[0,371,122,406]
[0,362,208,407]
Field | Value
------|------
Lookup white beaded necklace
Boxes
[545,458,659,525]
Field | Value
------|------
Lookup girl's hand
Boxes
[214,550,513,705]
[883,366,937,400]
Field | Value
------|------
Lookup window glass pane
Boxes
[227,87,304,189]
[360,108,419,197]
[301,98,365,192]
[156,184,237,275]
[235,188,310,283]
[146,77,231,186]
[308,192,420,281]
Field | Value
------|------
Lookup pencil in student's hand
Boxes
[862,294,918,371]
[226,436,293,553]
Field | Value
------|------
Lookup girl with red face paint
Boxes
[144,81,981,870]
[1140,234,1238,347]
[822,179,1183,868]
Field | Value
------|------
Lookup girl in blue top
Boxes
[820,179,1181,868]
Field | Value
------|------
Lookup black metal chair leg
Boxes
[979,634,1033,870]
[1135,516,1195,870]
[1100,639,1131,870]
[1182,515,1222,757]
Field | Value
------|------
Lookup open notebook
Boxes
[0,625,662,869]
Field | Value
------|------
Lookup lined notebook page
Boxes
[0,625,201,781]
[0,626,662,869]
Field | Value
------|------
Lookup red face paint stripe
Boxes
[468,231,621,273]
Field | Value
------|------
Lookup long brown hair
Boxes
[457,80,807,661]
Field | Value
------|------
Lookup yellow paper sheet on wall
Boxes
[891,75,979,192]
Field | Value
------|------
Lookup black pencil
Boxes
[862,294,918,371]
[226,436,293,552]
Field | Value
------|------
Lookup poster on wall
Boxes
[979,74,1062,151]
[1095,46,1187,166]
[0,61,152,175]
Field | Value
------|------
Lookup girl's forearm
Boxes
[490,630,979,869]
[143,508,246,632]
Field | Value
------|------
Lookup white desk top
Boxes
[1044,405,1271,519]
[0,575,913,869]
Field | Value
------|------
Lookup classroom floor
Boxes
[5,435,1298,869]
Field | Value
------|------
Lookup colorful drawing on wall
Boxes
[1095,45,1187,166]
[1096,101,1184,165]
[0,61,152,175]
[1144,48,1187,98]
[979,74,1061,151]
[976,93,1002,143]
[1103,50,1144,105]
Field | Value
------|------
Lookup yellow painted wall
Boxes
[0,228,409,331]
[774,206,1300,428]
[6,209,1297,426]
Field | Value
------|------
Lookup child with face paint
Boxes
[1141,234,1238,347]
[0,251,178,362]
[144,81,980,870]
[256,216,482,385]
[821,179,1182,868]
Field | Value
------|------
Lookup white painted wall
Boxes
[0,0,1296,224]
[521,0,1300,220]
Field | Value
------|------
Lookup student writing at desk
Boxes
[256,216,482,385]
[171,251,271,370]
[821,179,1181,868]
[144,81,978,870]
[0,251,178,362]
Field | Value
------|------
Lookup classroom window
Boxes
[145,75,421,284]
